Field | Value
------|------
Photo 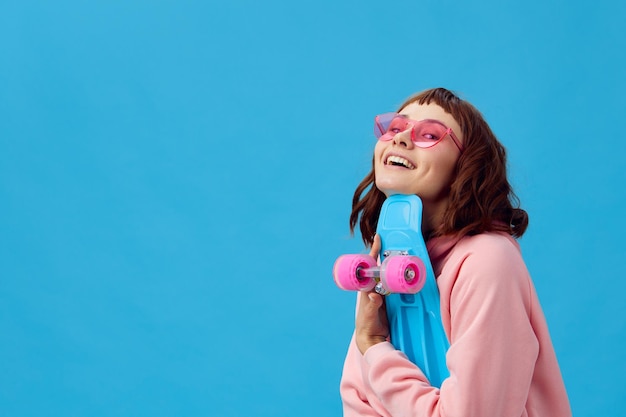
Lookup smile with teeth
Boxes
[386,155,415,169]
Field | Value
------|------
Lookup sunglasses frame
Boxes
[374,112,464,153]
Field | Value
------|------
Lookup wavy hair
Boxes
[349,88,528,246]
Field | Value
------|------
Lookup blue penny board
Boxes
[377,194,450,387]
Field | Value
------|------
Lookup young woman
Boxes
[340,88,571,416]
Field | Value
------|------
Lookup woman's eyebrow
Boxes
[399,116,447,127]
[420,118,447,127]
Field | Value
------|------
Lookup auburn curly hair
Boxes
[349,88,528,246]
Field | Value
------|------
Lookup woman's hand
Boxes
[355,234,390,355]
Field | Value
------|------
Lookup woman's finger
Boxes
[369,234,381,260]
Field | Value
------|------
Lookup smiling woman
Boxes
[373,102,463,232]
[340,88,572,417]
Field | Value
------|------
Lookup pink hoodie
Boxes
[340,232,571,417]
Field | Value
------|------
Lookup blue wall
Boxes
[1,1,624,415]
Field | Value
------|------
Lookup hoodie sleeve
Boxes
[342,235,543,417]
[340,334,387,417]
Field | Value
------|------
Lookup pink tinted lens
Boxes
[374,113,400,139]
[410,121,449,148]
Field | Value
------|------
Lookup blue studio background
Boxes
[1,1,624,416]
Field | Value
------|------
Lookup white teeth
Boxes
[386,155,415,169]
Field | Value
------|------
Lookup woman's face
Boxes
[374,102,464,227]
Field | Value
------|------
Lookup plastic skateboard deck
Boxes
[376,194,450,387]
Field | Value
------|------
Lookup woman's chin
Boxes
[375,179,414,197]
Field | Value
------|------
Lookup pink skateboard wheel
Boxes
[380,255,425,294]
[333,254,377,291]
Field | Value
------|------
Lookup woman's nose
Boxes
[392,128,414,149]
